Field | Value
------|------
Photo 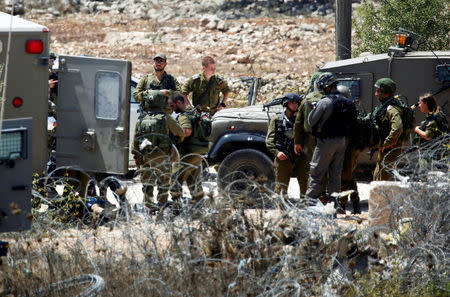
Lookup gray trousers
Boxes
[306,136,346,200]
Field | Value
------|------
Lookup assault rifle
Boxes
[263,97,284,111]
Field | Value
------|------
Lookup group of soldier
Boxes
[130,52,448,216]
[267,72,448,215]
[132,54,230,213]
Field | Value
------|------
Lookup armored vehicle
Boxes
[0,12,49,232]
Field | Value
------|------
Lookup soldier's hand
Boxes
[294,144,303,155]
[277,152,288,160]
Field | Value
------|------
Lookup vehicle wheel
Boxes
[217,149,274,206]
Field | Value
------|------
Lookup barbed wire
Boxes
[0,135,448,296]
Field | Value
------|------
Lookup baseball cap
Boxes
[153,53,167,61]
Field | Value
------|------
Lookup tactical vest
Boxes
[315,94,356,138]
[372,96,415,142]
[414,111,448,145]
[275,113,295,150]
[146,73,176,91]
[135,112,171,154]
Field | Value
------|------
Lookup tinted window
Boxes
[95,71,121,120]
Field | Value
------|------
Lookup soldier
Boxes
[48,51,58,111]
[132,90,185,212]
[337,85,361,214]
[133,53,181,113]
[266,93,302,198]
[168,93,206,205]
[305,73,357,210]
[182,56,231,116]
[371,78,403,181]
[294,72,323,197]
[413,93,448,145]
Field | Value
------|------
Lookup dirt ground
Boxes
[30,13,336,88]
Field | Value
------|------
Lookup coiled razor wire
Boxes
[1,133,447,295]
[29,274,104,297]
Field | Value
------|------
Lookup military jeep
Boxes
[208,29,450,191]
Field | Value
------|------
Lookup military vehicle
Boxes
[209,30,450,189]
[0,12,49,232]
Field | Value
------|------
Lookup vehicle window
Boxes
[130,83,136,103]
[95,71,121,120]
[0,128,27,160]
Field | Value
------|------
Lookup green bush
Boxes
[353,0,450,56]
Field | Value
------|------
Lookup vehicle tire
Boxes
[217,149,274,206]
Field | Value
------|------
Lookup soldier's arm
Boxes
[182,78,194,107]
[308,99,327,129]
[265,117,279,156]
[383,108,403,148]
[133,76,149,103]
[173,77,182,93]
[177,114,193,138]
[219,78,231,105]
[167,115,185,143]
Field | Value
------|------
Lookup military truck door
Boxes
[56,56,131,175]
[0,118,33,232]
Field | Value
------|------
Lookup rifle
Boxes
[263,97,284,111]
[275,137,296,164]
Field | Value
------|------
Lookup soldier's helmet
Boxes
[374,78,396,94]
[309,72,323,89]
[145,90,167,109]
[49,52,57,60]
[282,92,302,106]
[337,84,351,99]
[316,72,338,91]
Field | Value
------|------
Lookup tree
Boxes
[352,0,450,56]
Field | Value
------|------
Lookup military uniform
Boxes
[293,91,323,196]
[182,73,231,115]
[414,111,448,145]
[266,112,302,197]
[372,97,403,181]
[132,92,185,207]
[133,72,181,113]
[170,108,206,202]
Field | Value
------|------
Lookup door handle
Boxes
[81,129,96,151]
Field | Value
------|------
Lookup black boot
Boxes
[352,201,361,214]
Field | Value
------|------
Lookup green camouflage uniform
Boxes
[170,108,205,202]
[182,73,231,116]
[414,111,448,145]
[372,98,403,181]
[133,72,181,114]
[266,111,302,198]
[132,112,184,205]
[293,91,323,196]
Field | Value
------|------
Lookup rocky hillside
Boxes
[7,0,363,104]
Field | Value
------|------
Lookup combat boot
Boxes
[352,201,361,214]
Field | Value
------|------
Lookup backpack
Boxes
[350,114,381,150]
[135,112,171,154]
[189,112,212,142]
[383,96,416,142]
[312,94,357,138]
[177,110,212,154]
